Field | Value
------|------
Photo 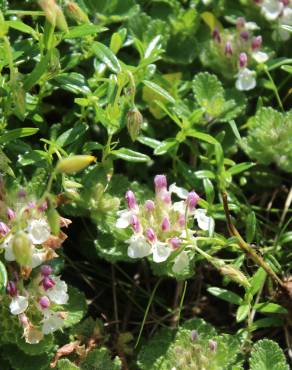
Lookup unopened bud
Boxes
[145,200,155,212]
[178,214,185,227]
[146,228,156,242]
[126,107,143,142]
[187,191,200,210]
[7,281,17,296]
[42,276,55,290]
[40,265,53,276]
[154,175,167,192]
[219,264,250,288]
[130,215,141,233]
[252,35,262,50]
[169,237,181,249]
[212,27,221,43]
[7,208,16,221]
[66,1,89,23]
[236,17,245,29]
[161,217,170,232]
[208,339,217,352]
[240,30,249,41]
[224,41,233,56]
[12,231,33,266]
[39,296,50,309]
[56,155,96,174]
[0,222,9,237]
[125,190,137,210]
[190,330,199,341]
[239,52,248,68]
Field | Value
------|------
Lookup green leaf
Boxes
[186,129,219,145]
[0,128,39,144]
[6,20,38,38]
[227,162,255,176]
[57,359,80,370]
[245,211,256,243]
[18,150,48,167]
[55,124,88,147]
[154,138,178,155]
[92,42,121,73]
[254,302,287,314]
[65,24,107,38]
[80,347,121,370]
[137,136,161,149]
[249,267,267,297]
[0,261,7,293]
[207,287,243,305]
[251,317,285,331]
[52,73,90,94]
[142,80,175,104]
[236,304,249,322]
[16,334,55,355]
[250,339,289,370]
[3,345,51,370]
[64,286,87,328]
[111,148,150,162]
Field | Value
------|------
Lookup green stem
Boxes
[135,278,162,348]
[264,67,284,112]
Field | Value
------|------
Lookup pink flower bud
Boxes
[169,237,181,249]
[7,281,17,296]
[125,190,137,210]
[212,27,221,43]
[161,191,171,204]
[178,214,185,227]
[187,191,200,210]
[7,208,15,221]
[40,265,53,277]
[39,296,50,309]
[27,201,36,209]
[19,313,29,327]
[0,222,9,237]
[208,339,217,352]
[145,200,155,212]
[161,217,170,232]
[236,17,245,29]
[154,175,167,192]
[281,0,289,6]
[17,189,27,198]
[240,30,249,41]
[224,41,233,56]
[130,215,141,233]
[41,276,55,291]
[146,228,156,242]
[239,52,248,68]
[252,35,262,50]
[38,202,48,212]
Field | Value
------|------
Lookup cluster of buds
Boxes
[210,17,269,91]
[254,0,292,40]
[116,175,214,274]
[0,190,71,343]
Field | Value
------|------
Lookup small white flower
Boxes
[252,51,269,63]
[41,311,65,334]
[172,251,189,274]
[31,249,48,268]
[46,276,69,305]
[278,7,292,40]
[245,21,260,31]
[1,235,15,261]
[169,183,189,199]
[10,295,29,315]
[27,218,50,244]
[194,208,214,231]
[261,0,284,21]
[116,210,136,229]
[152,241,172,263]
[235,68,256,91]
[127,235,152,259]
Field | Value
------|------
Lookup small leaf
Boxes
[0,128,39,144]
[0,261,7,293]
[227,162,255,176]
[52,73,90,94]
[236,304,249,322]
[142,80,175,104]
[92,42,121,73]
[186,129,219,145]
[6,20,38,38]
[249,267,267,297]
[66,24,106,38]
[254,302,287,314]
[154,139,177,155]
[245,211,256,243]
[207,287,243,305]
[112,148,150,162]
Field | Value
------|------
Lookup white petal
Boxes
[27,219,50,244]
[245,21,260,30]
[235,68,256,91]
[24,326,44,344]
[194,209,214,231]
[172,251,189,274]
[127,235,152,258]
[152,242,172,263]
[169,183,188,199]
[116,210,132,228]
[252,51,269,63]
[10,296,29,315]
[46,277,69,305]
[31,250,47,268]
[42,311,64,334]
[261,0,283,20]
[172,201,186,213]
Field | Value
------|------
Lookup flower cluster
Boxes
[210,17,269,91]
[0,191,70,343]
[254,0,292,40]
[116,175,213,274]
